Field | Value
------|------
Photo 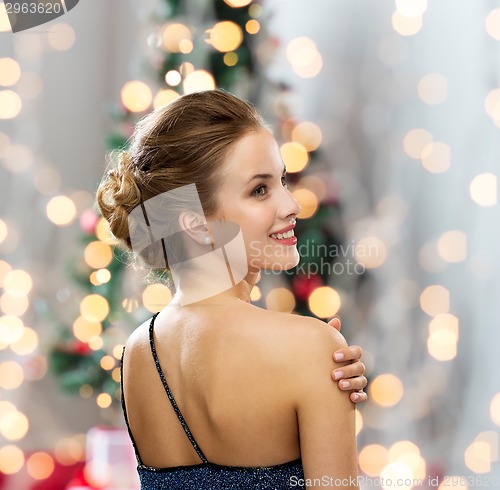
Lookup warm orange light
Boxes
[96,393,112,409]
[308,287,341,318]
[0,445,24,474]
[142,284,172,312]
[27,452,55,480]
[73,316,102,343]
[291,121,322,151]
[162,23,192,53]
[369,374,404,407]
[121,81,153,112]
[469,173,497,207]
[359,444,389,476]
[209,21,243,52]
[280,142,309,173]
[183,70,216,94]
[80,295,110,323]
[293,189,318,219]
[265,288,296,313]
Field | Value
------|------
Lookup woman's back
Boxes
[122,300,357,489]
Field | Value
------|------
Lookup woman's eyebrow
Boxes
[246,166,287,185]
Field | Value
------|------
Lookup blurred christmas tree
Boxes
[49,0,353,415]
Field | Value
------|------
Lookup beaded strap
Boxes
[149,312,208,464]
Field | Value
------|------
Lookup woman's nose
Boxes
[281,186,301,218]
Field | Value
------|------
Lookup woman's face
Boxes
[213,128,302,272]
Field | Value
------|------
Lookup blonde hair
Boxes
[96,89,266,270]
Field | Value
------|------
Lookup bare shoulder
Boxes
[123,317,152,363]
[255,308,348,361]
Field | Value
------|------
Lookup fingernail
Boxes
[353,393,359,401]
[334,371,343,380]
[340,381,350,389]
[334,353,344,361]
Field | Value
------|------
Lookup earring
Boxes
[203,236,212,245]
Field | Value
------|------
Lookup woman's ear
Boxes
[178,211,211,246]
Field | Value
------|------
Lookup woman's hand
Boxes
[329,317,368,404]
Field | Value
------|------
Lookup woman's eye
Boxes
[252,185,267,197]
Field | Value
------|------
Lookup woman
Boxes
[97,90,365,489]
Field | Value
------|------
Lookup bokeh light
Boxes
[420,285,450,316]
[265,287,296,313]
[2,143,34,172]
[293,188,318,219]
[280,141,309,173]
[490,393,500,426]
[209,21,243,52]
[0,445,24,474]
[286,37,323,78]
[485,88,500,124]
[291,121,322,151]
[0,58,21,86]
[464,440,492,473]
[418,73,448,105]
[48,23,76,51]
[246,19,260,34]
[80,294,110,323]
[1,291,29,316]
[359,444,389,477]
[437,230,467,263]
[0,90,22,119]
[486,8,500,40]
[0,219,7,244]
[391,11,423,36]
[370,373,404,407]
[420,142,451,173]
[0,315,24,345]
[10,326,38,355]
[142,283,172,312]
[354,237,387,269]
[73,316,102,343]
[46,195,77,226]
[27,452,55,480]
[121,81,153,112]
[380,462,414,490]
[3,269,32,298]
[403,128,433,159]
[165,70,181,86]
[396,0,428,17]
[96,393,112,409]
[84,241,113,269]
[223,52,239,66]
[0,409,29,440]
[224,0,252,6]
[154,89,180,110]
[469,173,497,207]
[162,23,192,53]
[308,286,341,318]
[54,437,85,465]
[0,360,24,389]
[183,70,216,94]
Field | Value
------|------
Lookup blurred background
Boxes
[0,0,499,488]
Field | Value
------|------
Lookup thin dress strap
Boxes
[149,312,208,464]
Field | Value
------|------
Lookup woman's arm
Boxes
[329,317,368,403]
[293,319,359,489]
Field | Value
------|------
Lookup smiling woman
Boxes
[96,90,361,490]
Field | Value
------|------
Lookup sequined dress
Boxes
[121,313,306,489]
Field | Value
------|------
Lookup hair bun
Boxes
[96,151,142,245]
